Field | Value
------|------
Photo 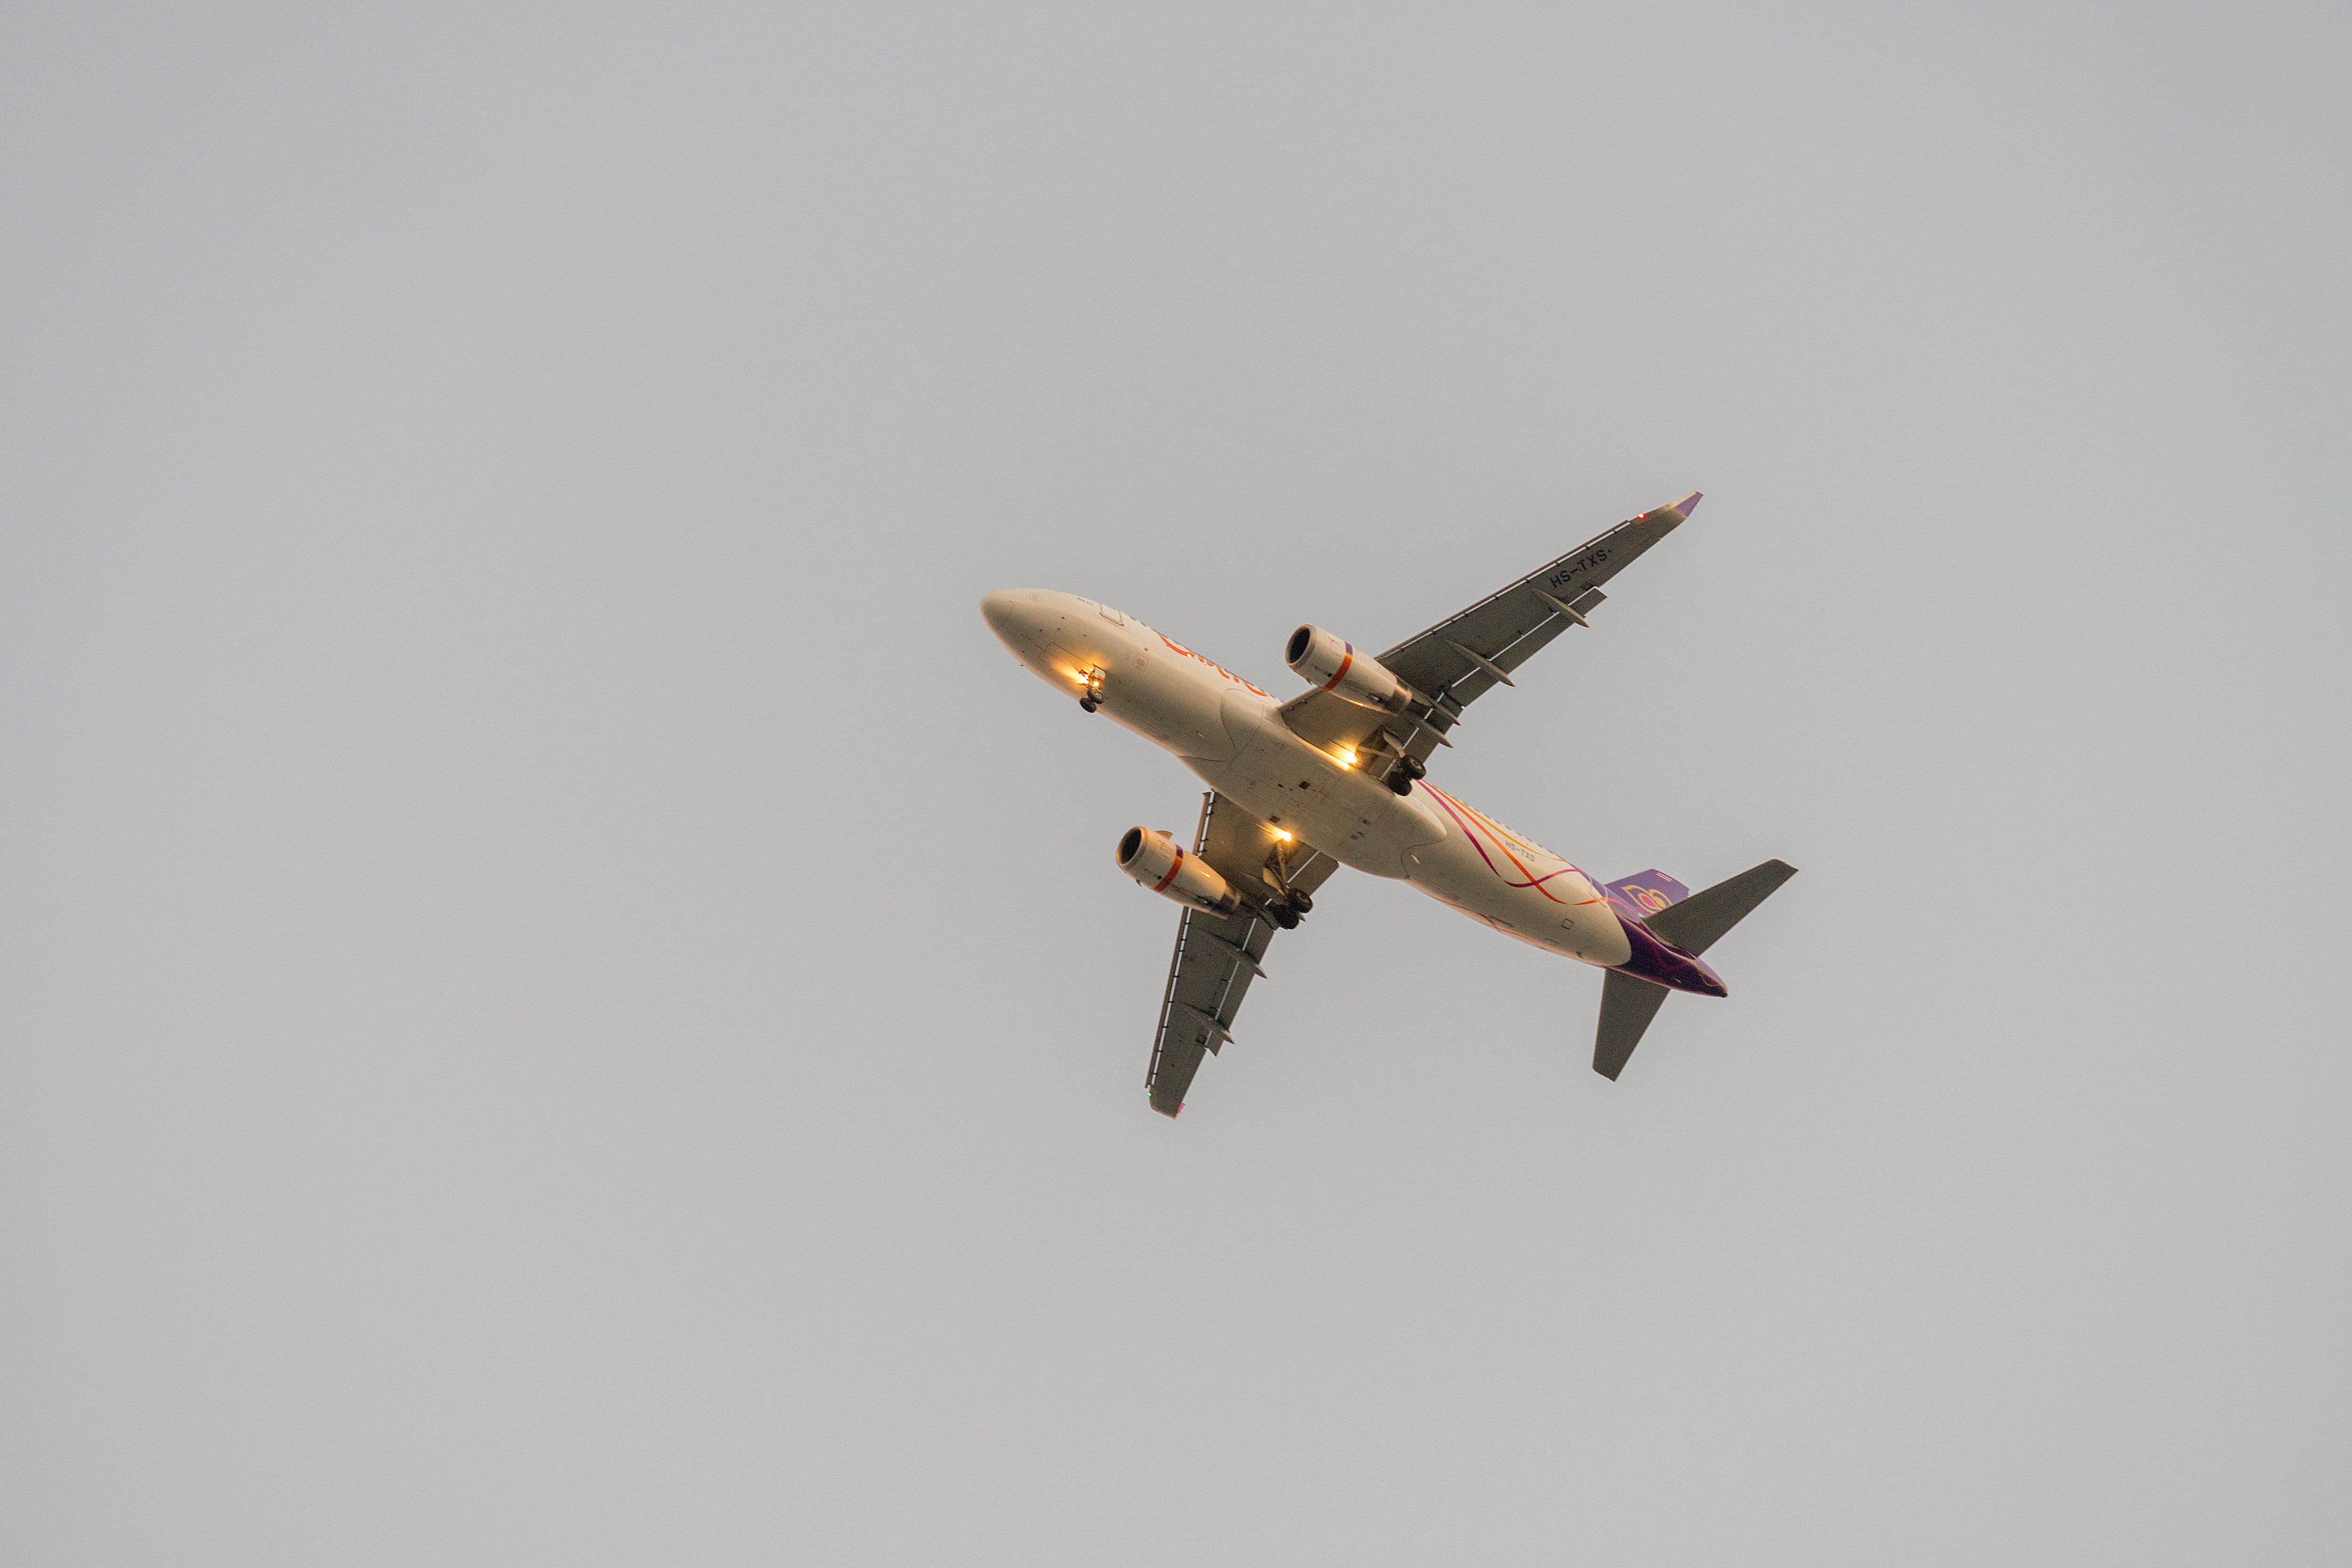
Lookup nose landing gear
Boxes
[1078,667,1106,712]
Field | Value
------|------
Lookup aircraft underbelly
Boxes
[1097,632,1240,762]
[1181,691,1444,879]
[1402,823,1633,966]
[1127,663,1620,965]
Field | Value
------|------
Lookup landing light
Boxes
[1272,829,1292,842]
[1336,748,1357,767]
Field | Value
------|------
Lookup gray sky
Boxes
[5,5,2348,1564]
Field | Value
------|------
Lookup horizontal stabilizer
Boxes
[1642,859,1798,957]
[1594,971,1671,1080]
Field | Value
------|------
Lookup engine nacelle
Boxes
[1117,827,1240,914]
[1286,624,1411,712]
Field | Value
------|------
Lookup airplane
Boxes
[980,493,1796,1118]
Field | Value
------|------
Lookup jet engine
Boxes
[1286,625,1412,712]
[1117,827,1240,914]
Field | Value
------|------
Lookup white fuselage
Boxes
[982,589,1634,968]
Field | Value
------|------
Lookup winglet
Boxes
[1643,492,1702,525]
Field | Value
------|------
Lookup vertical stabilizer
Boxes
[1603,870,1690,915]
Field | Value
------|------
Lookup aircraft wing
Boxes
[1146,791,1340,1118]
[1279,493,1701,766]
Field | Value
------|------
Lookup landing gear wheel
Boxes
[1271,905,1301,930]
[1286,890,1312,915]
[1400,754,1427,780]
[1079,698,1097,713]
[1387,770,1414,796]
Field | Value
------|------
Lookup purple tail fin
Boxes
[1604,870,1690,919]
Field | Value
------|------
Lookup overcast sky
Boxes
[4,5,2348,1564]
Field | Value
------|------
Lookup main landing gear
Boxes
[1386,753,1426,795]
[1262,824,1314,927]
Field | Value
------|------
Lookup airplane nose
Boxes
[980,590,1031,645]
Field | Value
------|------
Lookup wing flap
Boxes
[1274,493,1696,777]
[1145,793,1339,1118]
[1378,496,1695,708]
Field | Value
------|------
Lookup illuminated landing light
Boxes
[1271,829,1292,842]
[1335,748,1357,767]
